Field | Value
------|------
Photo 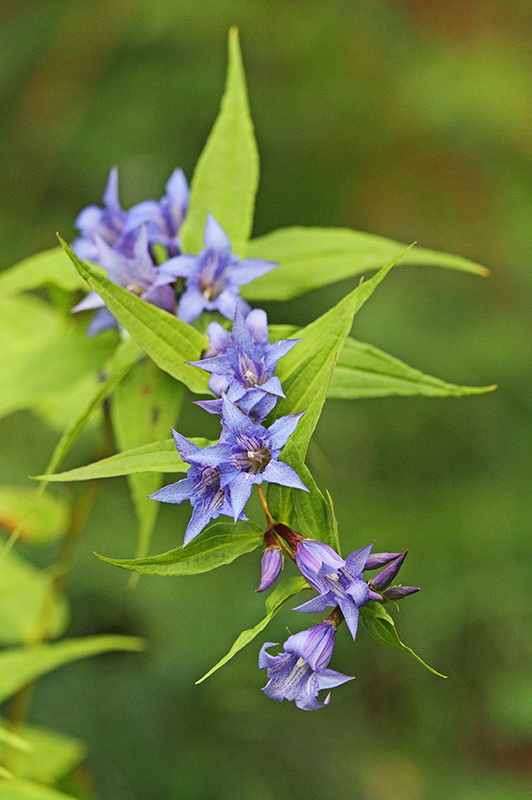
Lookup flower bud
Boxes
[370,551,408,591]
[364,552,401,570]
[257,547,283,592]
[383,585,420,601]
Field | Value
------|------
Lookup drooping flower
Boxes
[257,531,283,592]
[190,305,300,422]
[149,429,243,546]
[73,168,126,263]
[293,540,382,640]
[259,621,353,710]
[216,395,309,520]
[155,215,277,323]
[72,225,177,336]
[121,168,189,257]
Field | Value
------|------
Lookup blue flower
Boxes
[294,540,384,640]
[190,305,300,422]
[72,226,177,336]
[216,395,309,520]
[149,429,243,546]
[259,621,353,710]
[121,169,189,257]
[73,168,126,263]
[257,532,283,592]
[155,215,277,323]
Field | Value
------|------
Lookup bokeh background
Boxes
[1,1,532,798]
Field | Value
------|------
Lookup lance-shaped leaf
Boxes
[34,438,215,482]
[0,725,85,786]
[195,576,310,684]
[329,337,496,399]
[96,521,264,576]
[0,636,144,705]
[0,551,68,645]
[111,361,185,559]
[243,226,488,301]
[180,28,259,257]
[268,253,402,522]
[59,239,209,394]
[0,246,86,296]
[360,602,446,677]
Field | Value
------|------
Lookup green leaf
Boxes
[0,247,85,296]
[60,240,209,394]
[0,726,31,754]
[0,488,68,545]
[0,636,144,704]
[0,780,78,799]
[244,226,488,301]
[180,28,259,257]
[34,438,214,482]
[111,360,185,559]
[329,337,496,399]
[0,725,85,786]
[267,254,401,523]
[96,521,264,576]
[360,602,446,677]
[0,551,68,645]
[195,576,309,684]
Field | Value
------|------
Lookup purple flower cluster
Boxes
[72,169,277,333]
[257,533,419,710]
[150,305,308,545]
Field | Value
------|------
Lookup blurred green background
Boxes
[1,0,532,798]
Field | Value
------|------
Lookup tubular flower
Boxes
[149,430,243,546]
[257,532,283,592]
[190,305,300,422]
[155,215,277,323]
[259,621,353,710]
[72,226,177,336]
[294,541,382,640]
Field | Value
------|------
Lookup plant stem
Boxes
[256,485,274,528]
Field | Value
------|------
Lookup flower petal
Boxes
[267,412,305,451]
[261,460,309,491]
[149,477,195,505]
[204,214,231,252]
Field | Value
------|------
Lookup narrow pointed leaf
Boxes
[96,521,264,576]
[0,247,86,296]
[195,576,309,684]
[244,226,488,301]
[111,360,185,559]
[0,636,144,704]
[59,239,209,394]
[34,438,215,482]
[329,337,496,399]
[180,28,259,257]
[0,726,31,753]
[360,602,446,677]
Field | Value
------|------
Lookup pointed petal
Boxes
[149,478,195,505]
[267,412,305,451]
[295,675,330,711]
[245,308,269,344]
[183,505,216,545]
[261,460,308,492]
[157,255,198,282]
[317,668,355,690]
[221,394,258,439]
[293,594,332,614]
[87,307,116,336]
[186,353,235,377]
[345,578,370,607]
[258,375,285,398]
[345,543,374,576]
[187,443,230,468]
[264,338,301,371]
[230,258,277,286]
[226,472,253,520]
[231,303,255,352]
[103,167,120,209]
[171,429,200,459]
[194,399,223,416]
[204,214,231,251]
[258,643,280,670]
[339,598,360,640]
[177,288,205,323]
[207,320,232,353]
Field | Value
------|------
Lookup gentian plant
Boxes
[0,27,495,792]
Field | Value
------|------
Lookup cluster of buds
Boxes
[257,524,419,710]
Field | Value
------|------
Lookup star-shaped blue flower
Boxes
[189,305,300,422]
[259,621,353,710]
[72,225,177,336]
[155,215,277,323]
[149,430,243,546]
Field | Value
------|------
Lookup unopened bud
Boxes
[257,547,283,592]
